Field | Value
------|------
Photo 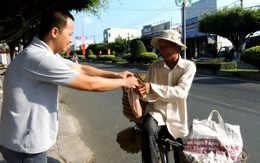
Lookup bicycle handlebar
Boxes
[157,138,185,149]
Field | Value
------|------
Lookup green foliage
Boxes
[0,0,110,43]
[111,57,127,63]
[122,53,134,63]
[96,55,116,61]
[62,55,71,60]
[74,49,83,55]
[199,7,260,37]
[129,39,147,62]
[71,51,77,55]
[77,55,85,61]
[199,6,260,53]
[86,54,97,61]
[111,50,116,55]
[138,52,158,64]
[240,46,260,71]
[107,39,128,56]
[139,37,153,52]
[196,58,237,70]
[86,49,94,56]
[220,62,237,70]
[196,58,223,64]
[88,43,108,55]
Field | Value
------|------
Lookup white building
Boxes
[103,28,141,43]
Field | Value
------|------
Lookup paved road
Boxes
[60,63,260,163]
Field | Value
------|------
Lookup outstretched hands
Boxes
[134,82,151,98]
[117,71,134,79]
[124,76,139,89]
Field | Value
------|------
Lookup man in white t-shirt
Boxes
[134,30,196,163]
[0,10,138,163]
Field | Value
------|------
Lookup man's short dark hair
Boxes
[38,10,74,39]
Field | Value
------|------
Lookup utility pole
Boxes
[82,17,84,37]
[241,0,243,7]
[181,0,187,59]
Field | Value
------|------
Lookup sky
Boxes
[71,0,260,44]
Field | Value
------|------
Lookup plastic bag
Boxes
[127,89,142,118]
[183,110,243,163]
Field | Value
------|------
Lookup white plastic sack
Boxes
[127,89,142,118]
[183,110,243,163]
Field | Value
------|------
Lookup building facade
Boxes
[185,0,235,59]
[103,28,141,43]
[142,21,173,38]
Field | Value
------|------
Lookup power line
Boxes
[122,2,178,28]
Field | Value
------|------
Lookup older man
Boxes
[134,30,196,163]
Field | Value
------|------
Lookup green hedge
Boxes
[241,46,260,71]
[196,60,237,70]
[96,54,116,61]
[122,53,134,63]
[86,54,97,61]
[138,52,158,64]
[111,57,127,63]
[77,55,85,61]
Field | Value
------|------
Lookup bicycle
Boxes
[156,135,249,163]
[156,127,192,163]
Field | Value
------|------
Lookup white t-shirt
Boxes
[0,37,80,153]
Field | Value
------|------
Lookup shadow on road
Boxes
[48,157,61,163]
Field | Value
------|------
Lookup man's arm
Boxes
[68,63,138,92]
[71,63,133,79]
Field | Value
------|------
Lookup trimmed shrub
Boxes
[111,57,127,63]
[122,53,134,63]
[241,46,260,71]
[77,55,85,61]
[129,39,147,62]
[196,58,237,70]
[138,52,158,64]
[86,54,97,61]
[86,49,94,56]
[96,54,116,61]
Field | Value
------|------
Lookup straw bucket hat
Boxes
[150,30,187,50]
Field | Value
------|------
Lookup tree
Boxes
[198,6,260,60]
[107,39,128,56]
[87,43,107,55]
[129,39,147,62]
[0,0,110,59]
[139,37,153,52]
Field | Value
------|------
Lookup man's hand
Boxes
[134,82,151,98]
[117,71,134,78]
[124,76,139,89]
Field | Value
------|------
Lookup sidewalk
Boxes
[0,69,94,163]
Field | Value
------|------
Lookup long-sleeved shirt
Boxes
[144,56,196,138]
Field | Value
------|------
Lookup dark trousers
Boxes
[0,145,47,163]
[141,114,181,163]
